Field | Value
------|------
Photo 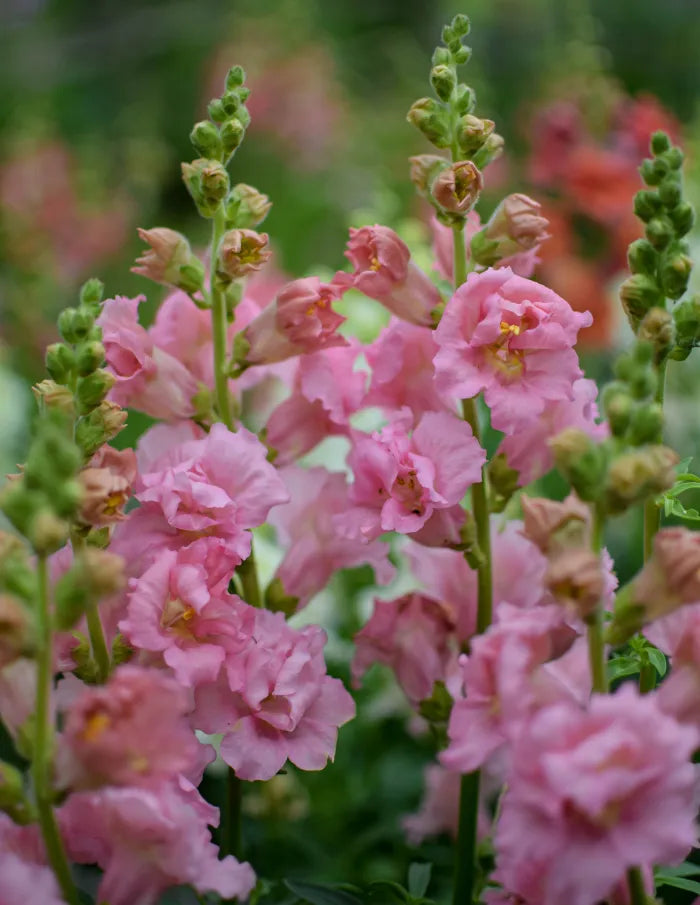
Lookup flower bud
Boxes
[520,494,591,555]
[627,238,658,277]
[451,12,470,35]
[221,118,246,157]
[456,114,495,157]
[473,193,550,266]
[619,274,663,330]
[549,428,607,502]
[225,64,246,90]
[660,251,692,300]
[604,445,678,514]
[75,402,127,457]
[79,278,104,313]
[545,549,605,621]
[406,98,451,148]
[633,190,663,222]
[432,47,450,66]
[645,216,673,250]
[32,380,75,416]
[658,179,681,208]
[430,160,482,217]
[452,45,471,65]
[132,227,204,293]
[627,402,664,446]
[226,183,272,228]
[453,84,475,115]
[54,548,125,630]
[45,342,76,384]
[189,120,223,159]
[75,340,106,377]
[472,132,504,169]
[637,306,673,361]
[208,98,226,123]
[76,369,116,413]
[430,64,456,102]
[640,157,667,186]
[671,294,700,360]
[651,131,671,154]
[0,532,36,603]
[265,576,299,617]
[601,382,633,437]
[409,154,448,195]
[664,146,684,169]
[58,307,95,344]
[487,453,519,513]
[0,594,33,668]
[29,509,69,555]
[0,760,26,813]
[181,158,229,216]
[217,229,271,281]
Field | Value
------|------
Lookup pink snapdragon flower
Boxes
[97,295,199,419]
[364,319,453,420]
[498,378,607,485]
[648,603,700,727]
[239,276,348,366]
[352,593,458,703]
[341,410,485,540]
[194,609,355,780]
[266,342,366,464]
[494,687,698,905]
[268,466,394,609]
[133,421,288,566]
[119,547,255,686]
[343,225,442,326]
[433,268,591,430]
[441,604,578,774]
[60,779,255,905]
[0,814,64,905]
[59,665,205,789]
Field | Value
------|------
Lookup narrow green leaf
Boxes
[654,861,700,879]
[284,880,363,905]
[407,863,432,899]
[655,876,700,894]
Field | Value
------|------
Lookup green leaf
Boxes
[407,863,432,899]
[655,861,700,879]
[646,646,667,677]
[367,881,410,904]
[284,880,363,905]
[607,655,640,682]
[655,876,700,894]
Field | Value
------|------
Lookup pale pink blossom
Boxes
[494,687,698,905]
[268,466,394,609]
[352,593,457,703]
[97,295,199,420]
[240,276,348,366]
[193,609,355,781]
[266,343,366,464]
[119,547,255,686]
[441,604,578,773]
[344,225,442,326]
[364,319,452,420]
[433,268,591,431]
[0,659,37,740]
[59,665,206,789]
[498,378,607,485]
[341,410,485,540]
[0,814,64,905]
[60,780,255,905]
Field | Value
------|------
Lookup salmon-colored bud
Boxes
[217,229,271,280]
[77,446,137,527]
[431,160,483,215]
[545,548,605,620]
[32,380,75,416]
[0,593,33,667]
[409,154,448,195]
[520,493,591,554]
[132,227,204,293]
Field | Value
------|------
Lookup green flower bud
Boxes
[640,157,668,186]
[207,98,227,123]
[58,307,95,344]
[627,238,657,277]
[650,131,671,155]
[549,428,607,502]
[664,146,684,169]
[638,307,673,362]
[668,201,695,236]
[181,158,229,217]
[658,179,681,208]
[32,380,75,416]
[432,46,450,66]
[112,633,134,667]
[265,576,299,618]
[487,453,519,513]
[441,24,455,44]
[28,509,69,555]
[451,13,470,35]
[76,369,116,413]
[645,216,674,250]
[671,294,700,360]
[472,132,504,169]
[0,760,26,812]
[406,98,451,148]
[633,190,663,222]
[76,341,105,376]
[430,64,456,102]
[619,274,663,330]
[225,64,246,90]
[660,251,692,300]
[453,83,476,115]
[627,402,664,446]
[452,45,471,65]
[601,382,633,437]
[75,401,127,457]
[226,183,272,228]
[220,118,246,158]
[456,114,495,157]
[79,278,104,314]
[189,120,223,160]
[418,680,453,726]
[604,445,678,515]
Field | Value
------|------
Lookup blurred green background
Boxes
[1,1,700,902]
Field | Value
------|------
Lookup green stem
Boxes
[461,399,492,634]
[34,556,79,905]
[626,866,648,905]
[452,771,481,905]
[642,358,667,561]
[587,508,608,694]
[452,220,467,289]
[237,547,262,608]
[211,205,233,430]
[639,660,657,693]
[71,532,110,682]
[221,768,243,859]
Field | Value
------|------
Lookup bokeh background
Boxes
[1,0,700,901]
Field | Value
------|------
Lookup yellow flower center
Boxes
[82,710,111,742]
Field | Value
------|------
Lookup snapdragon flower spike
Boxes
[494,687,698,905]
[59,779,256,905]
[343,225,442,326]
[434,268,592,431]
[238,275,348,367]
[268,466,394,610]
[441,603,578,774]
[340,409,485,541]
[119,546,255,686]
[58,665,206,790]
[266,342,366,464]
[193,608,355,781]
[98,295,199,420]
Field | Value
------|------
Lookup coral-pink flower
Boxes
[119,547,255,686]
[344,225,442,326]
[494,687,698,905]
[240,276,348,366]
[60,779,256,905]
[341,410,485,540]
[352,593,458,703]
[59,665,205,789]
[268,466,394,609]
[0,814,65,905]
[498,378,607,485]
[97,295,199,420]
[441,604,578,773]
[433,268,591,431]
[266,342,366,464]
[193,609,355,781]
